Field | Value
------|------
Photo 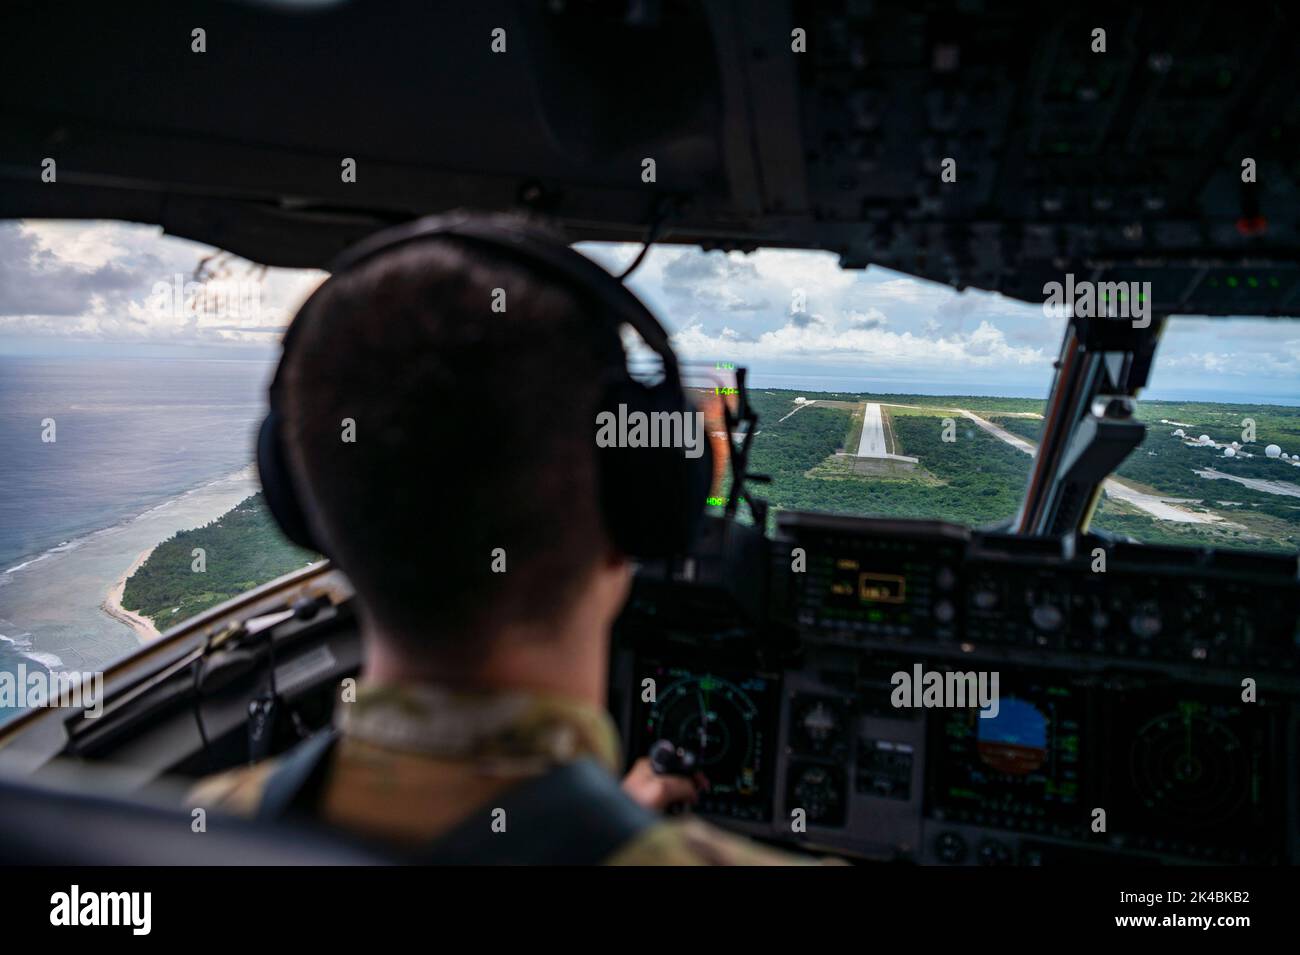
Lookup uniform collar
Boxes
[336,682,623,774]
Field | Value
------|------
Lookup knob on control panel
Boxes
[934,831,967,864]
[978,839,1013,866]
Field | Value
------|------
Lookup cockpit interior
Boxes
[0,0,1297,870]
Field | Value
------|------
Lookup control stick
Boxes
[649,738,698,776]
[646,739,702,815]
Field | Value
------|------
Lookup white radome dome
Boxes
[1266,444,1282,458]
[1172,428,1186,437]
[1199,434,1211,444]
[1224,447,1236,457]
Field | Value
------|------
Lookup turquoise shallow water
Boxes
[0,466,260,669]
[0,355,273,721]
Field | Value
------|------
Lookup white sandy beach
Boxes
[101,547,161,643]
[1,467,260,672]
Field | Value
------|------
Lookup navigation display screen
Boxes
[628,660,778,822]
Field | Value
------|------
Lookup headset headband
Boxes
[261,211,708,559]
[271,212,679,403]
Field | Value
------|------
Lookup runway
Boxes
[856,403,888,457]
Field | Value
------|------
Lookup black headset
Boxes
[257,212,713,561]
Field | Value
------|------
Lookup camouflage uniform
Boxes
[190,683,827,865]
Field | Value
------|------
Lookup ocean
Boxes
[0,356,273,713]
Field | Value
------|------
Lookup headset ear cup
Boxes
[596,380,712,558]
[257,411,322,554]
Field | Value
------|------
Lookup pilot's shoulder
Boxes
[608,816,843,866]
[185,759,279,816]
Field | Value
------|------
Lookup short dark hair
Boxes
[280,220,624,656]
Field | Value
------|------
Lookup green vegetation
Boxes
[986,403,1300,551]
[122,493,317,624]
[1095,418,1300,552]
[745,391,1032,528]
[987,415,1044,443]
[744,388,1300,552]
[122,392,1299,624]
[1087,503,1293,550]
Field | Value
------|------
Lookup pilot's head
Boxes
[277,222,634,686]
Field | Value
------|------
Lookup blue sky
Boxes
[1,220,1296,403]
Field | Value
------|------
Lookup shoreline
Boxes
[101,547,162,644]
[3,464,257,577]
[0,466,260,673]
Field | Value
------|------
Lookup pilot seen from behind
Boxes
[190,213,821,865]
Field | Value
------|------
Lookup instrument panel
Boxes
[613,512,1300,864]
[628,663,779,822]
[781,518,965,644]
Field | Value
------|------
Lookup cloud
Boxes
[846,308,888,331]
[790,310,826,328]
[21,220,135,268]
[660,248,767,311]
[0,224,139,316]
[0,221,324,347]
[672,317,1049,370]
[1152,319,1300,381]
[597,243,1055,379]
[867,277,947,305]
[8,224,1290,398]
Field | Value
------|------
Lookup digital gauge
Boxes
[1108,690,1278,861]
[1130,704,1249,826]
[929,669,1083,836]
[778,514,966,644]
[630,663,777,822]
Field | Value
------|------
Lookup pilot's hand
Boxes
[621,757,709,813]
